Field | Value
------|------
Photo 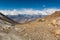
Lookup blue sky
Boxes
[0,0,60,10]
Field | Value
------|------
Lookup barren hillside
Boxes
[0,11,60,40]
[44,11,60,21]
[15,11,60,40]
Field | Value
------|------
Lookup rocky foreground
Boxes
[0,11,60,40]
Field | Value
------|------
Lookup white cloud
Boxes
[0,8,60,15]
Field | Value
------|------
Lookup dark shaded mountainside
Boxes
[0,13,18,25]
[0,11,60,40]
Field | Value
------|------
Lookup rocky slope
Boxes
[15,11,60,40]
[44,11,60,21]
[0,11,60,40]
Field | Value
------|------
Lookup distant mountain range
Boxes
[0,9,57,23]
[0,9,58,23]
[7,14,47,23]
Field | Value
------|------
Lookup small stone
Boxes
[51,29,60,35]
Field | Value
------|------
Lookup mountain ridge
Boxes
[43,11,60,21]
